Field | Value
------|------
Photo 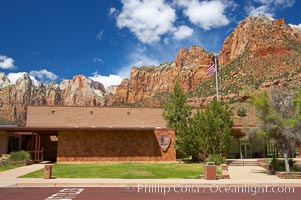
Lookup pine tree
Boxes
[162,80,192,130]
[194,99,233,156]
[162,80,198,160]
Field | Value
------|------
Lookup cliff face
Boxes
[219,15,301,66]
[1,15,301,122]
[106,46,215,104]
[0,74,105,122]
[0,73,11,88]
[109,15,301,106]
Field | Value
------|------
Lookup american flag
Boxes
[207,64,216,76]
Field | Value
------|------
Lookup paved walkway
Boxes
[0,163,301,188]
[0,164,45,178]
[228,166,279,179]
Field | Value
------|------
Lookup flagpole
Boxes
[214,54,219,100]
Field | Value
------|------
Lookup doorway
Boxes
[240,143,252,158]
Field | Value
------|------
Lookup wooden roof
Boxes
[26,106,167,128]
[25,104,257,130]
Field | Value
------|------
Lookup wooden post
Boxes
[34,133,38,161]
[37,134,41,161]
[43,164,52,179]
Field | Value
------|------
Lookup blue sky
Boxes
[0,0,300,88]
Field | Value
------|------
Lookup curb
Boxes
[12,182,301,188]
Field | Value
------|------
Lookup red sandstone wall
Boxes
[57,129,176,162]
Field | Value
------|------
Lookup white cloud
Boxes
[289,23,301,33]
[109,7,117,16]
[89,72,123,89]
[253,0,295,7]
[246,5,274,17]
[93,57,104,64]
[116,0,176,44]
[0,55,17,70]
[164,37,169,44]
[173,25,194,40]
[29,69,58,83]
[7,72,38,85]
[118,52,160,78]
[246,0,295,17]
[176,0,232,30]
[96,30,104,40]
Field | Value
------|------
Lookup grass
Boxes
[0,164,23,172]
[21,163,221,179]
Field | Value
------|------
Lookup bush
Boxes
[205,154,226,165]
[9,150,31,161]
[228,98,237,104]
[237,107,247,117]
[271,157,296,171]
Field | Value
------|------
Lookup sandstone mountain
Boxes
[106,46,215,105]
[0,74,105,123]
[1,15,301,123]
[108,15,301,106]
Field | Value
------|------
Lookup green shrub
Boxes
[205,154,226,165]
[237,107,247,117]
[271,157,296,171]
[228,98,237,104]
[9,150,31,161]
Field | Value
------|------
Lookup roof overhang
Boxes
[0,126,173,134]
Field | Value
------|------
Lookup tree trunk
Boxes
[283,144,290,172]
[192,154,199,162]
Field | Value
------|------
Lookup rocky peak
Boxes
[0,73,107,122]
[105,78,129,106]
[15,74,35,91]
[108,46,214,104]
[59,75,105,97]
[175,46,214,69]
[219,15,301,66]
[0,72,11,88]
[58,75,105,106]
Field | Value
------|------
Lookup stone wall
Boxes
[57,129,176,162]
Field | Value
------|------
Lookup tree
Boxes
[162,80,197,159]
[194,99,234,156]
[252,85,301,172]
[162,80,192,130]
[175,117,203,161]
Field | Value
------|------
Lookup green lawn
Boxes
[0,164,23,172]
[21,163,221,179]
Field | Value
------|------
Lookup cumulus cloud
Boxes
[173,25,194,40]
[116,0,176,44]
[89,72,123,89]
[246,0,295,17]
[7,72,38,85]
[29,69,58,83]
[176,0,233,30]
[0,55,17,70]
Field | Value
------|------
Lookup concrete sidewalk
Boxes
[1,178,301,188]
[0,164,301,188]
[0,164,45,178]
[228,166,279,179]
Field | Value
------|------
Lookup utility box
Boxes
[43,164,53,179]
[204,162,216,180]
